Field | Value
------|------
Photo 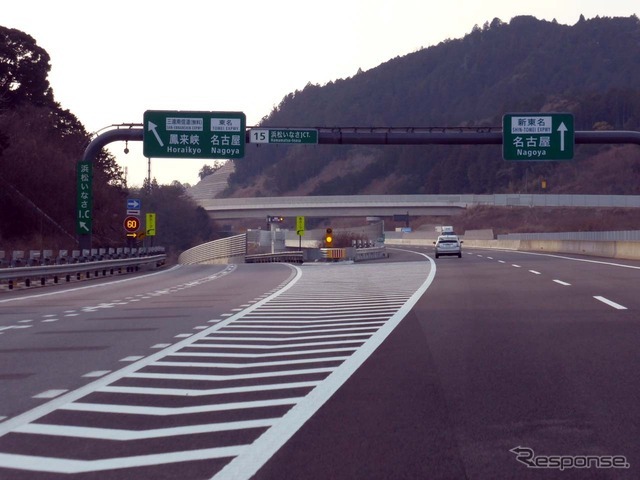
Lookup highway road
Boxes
[0,247,638,479]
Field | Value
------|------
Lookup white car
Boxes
[433,235,463,258]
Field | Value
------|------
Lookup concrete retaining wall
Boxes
[385,237,640,261]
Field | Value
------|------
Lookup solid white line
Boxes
[201,333,372,342]
[553,279,571,286]
[61,397,303,415]
[214,326,379,335]
[152,356,348,369]
[98,381,320,397]
[594,296,628,310]
[232,319,387,326]
[187,340,365,350]
[167,347,357,358]
[128,367,335,381]
[0,446,248,474]
[16,418,278,440]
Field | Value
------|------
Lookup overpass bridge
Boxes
[195,194,640,220]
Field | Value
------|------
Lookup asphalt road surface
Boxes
[0,247,638,479]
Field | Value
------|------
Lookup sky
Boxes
[3,1,638,187]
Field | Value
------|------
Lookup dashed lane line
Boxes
[594,296,628,310]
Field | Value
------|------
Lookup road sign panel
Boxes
[143,110,246,159]
[146,213,156,236]
[123,216,141,233]
[76,161,92,235]
[503,113,574,161]
[127,198,141,210]
[249,128,318,144]
[296,216,305,236]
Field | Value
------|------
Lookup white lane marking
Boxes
[16,418,278,441]
[216,252,437,480]
[62,398,302,415]
[120,356,144,362]
[0,325,32,332]
[498,260,506,264]
[33,390,68,399]
[174,334,192,338]
[18,320,33,324]
[0,446,247,474]
[186,339,365,350]
[512,264,521,268]
[594,296,628,310]
[0,260,434,478]
[167,347,357,358]
[151,343,171,349]
[153,356,348,369]
[127,367,334,382]
[529,270,541,275]
[553,280,571,286]
[82,371,111,378]
[98,381,320,397]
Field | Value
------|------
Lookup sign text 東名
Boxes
[143,111,246,159]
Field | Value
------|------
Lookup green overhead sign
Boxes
[143,110,246,159]
[76,161,92,234]
[249,128,318,144]
[503,113,574,161]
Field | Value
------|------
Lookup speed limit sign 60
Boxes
[123,216,140,232]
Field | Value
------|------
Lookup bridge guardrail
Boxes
[178,234,247,265]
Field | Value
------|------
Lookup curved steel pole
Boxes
[78,127,144,250]
[82,128,143,162]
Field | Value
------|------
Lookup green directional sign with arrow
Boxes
[503,113,574,161]
[76,161,92,235]
[143,110,246,159]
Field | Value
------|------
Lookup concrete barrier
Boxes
[387,237,640,261]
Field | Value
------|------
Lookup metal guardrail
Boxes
[0,255,167,290]
[245,251,304,264]
[355,246,389,261]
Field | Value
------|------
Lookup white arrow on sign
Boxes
[147,121,164,147]
[79,221,89,232]
[557,122,568,151]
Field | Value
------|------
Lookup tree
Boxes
[198,160,226,180]
[0,26,54,109]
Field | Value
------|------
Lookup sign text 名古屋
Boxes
[143,110,246,159]
[503,113,574,161]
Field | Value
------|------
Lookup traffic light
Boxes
[325,228,333,247]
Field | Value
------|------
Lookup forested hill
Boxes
[224,15,640,197]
